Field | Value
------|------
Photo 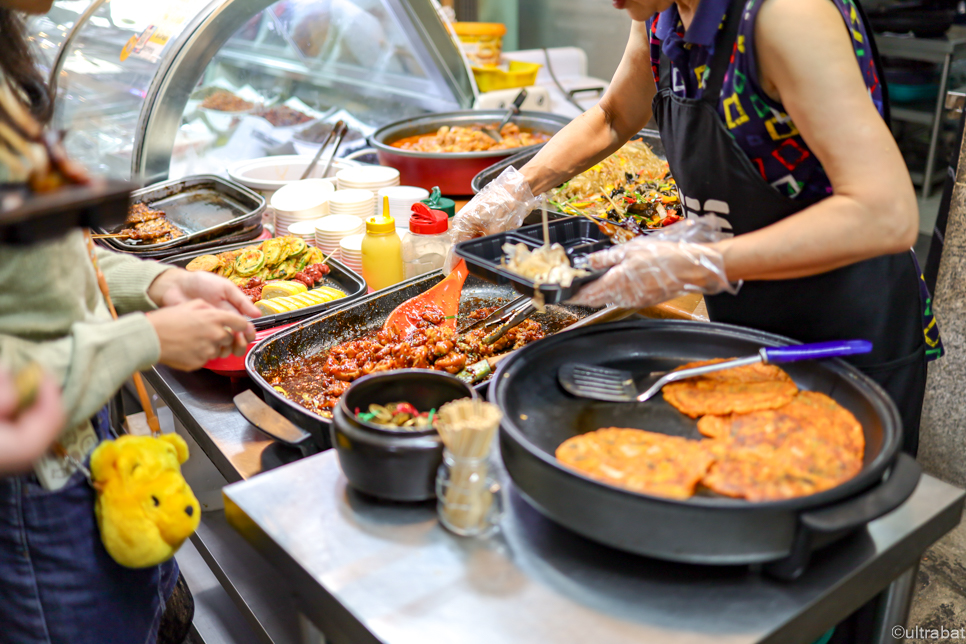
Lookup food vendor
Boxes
[0,1,260,642]
[448,0,939,457]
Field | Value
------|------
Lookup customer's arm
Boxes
[94,248,171,314]
[0,313,160,431]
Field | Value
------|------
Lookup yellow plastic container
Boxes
[453,22,506,67]
[471,60,542,93]
[362,197,404,291]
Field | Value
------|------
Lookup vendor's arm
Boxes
[712,0,918,281]
[522,19,657,194]
[444,21,656,270]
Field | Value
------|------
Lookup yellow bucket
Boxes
[471,61,542,93]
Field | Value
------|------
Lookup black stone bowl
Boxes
[331,370,477,502]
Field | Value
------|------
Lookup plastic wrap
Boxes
[443,166,540,272]
[569,217,738,308]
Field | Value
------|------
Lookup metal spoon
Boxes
[483,88,528,143]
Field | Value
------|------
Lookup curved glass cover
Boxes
[168,0,463,179]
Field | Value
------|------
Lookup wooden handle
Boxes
[84,231,161,436]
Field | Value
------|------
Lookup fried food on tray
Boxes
[264,304,548,418]
[662,359,798,418]
[556,428,715,500]
[389,123,550,153]
[699,392,865,501]
[126,202,165,225]
[200,90,254,112]
[119,217,185,243]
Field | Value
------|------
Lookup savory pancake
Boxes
[662,359,799,418]
[699,391,865,501]
[555,428,714,500]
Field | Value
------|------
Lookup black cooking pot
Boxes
[332,370,477,502]
[490,319,921,579]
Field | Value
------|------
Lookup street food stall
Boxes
[17,2,966,644]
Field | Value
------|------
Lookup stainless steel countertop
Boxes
[224,451,965,644]
[144,367,300,483]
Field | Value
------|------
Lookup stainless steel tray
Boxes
[97,175,266,252]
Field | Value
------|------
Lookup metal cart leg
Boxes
[872,564,920,644]
[924,54,953,199]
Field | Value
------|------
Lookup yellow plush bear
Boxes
[90,433,200,569]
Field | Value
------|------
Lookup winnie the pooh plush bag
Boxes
[50,232,201,568]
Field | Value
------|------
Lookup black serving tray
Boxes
[164,240,367,330]
[454,216,612,304]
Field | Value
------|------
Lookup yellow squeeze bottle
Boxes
[362,196,404,291]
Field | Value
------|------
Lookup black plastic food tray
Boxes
[163,240,367,330]
[454,216,612,304]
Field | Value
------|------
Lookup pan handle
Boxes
[800,453,921,534]
[764,454,920,581]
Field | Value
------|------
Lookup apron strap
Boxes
[853,0,891,127]
[701,0,745,106]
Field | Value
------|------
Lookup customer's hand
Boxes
[0,368,65,475]
[147,300,256,370]
[149,268,261,317]
[443,166,541,272]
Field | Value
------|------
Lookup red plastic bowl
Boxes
[204,322,295,377]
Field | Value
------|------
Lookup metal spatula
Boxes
[558,340,872,403]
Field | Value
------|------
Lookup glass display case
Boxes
[30,0,474,184]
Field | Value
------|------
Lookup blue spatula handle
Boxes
[762,340,873,364]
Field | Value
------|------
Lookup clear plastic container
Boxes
[402,203,451,278]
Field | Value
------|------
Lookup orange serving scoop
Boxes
[383,260,469,338]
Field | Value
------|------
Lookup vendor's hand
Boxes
[569,219,737,309]
[0,369,66,476]
[443,166,541,272]
[147,299,256,371]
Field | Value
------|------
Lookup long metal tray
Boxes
[164,240,367,331]
[97,175,266,252]
[245,272,595,447]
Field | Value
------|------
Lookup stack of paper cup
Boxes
[286,220,322,247]
[271,179,334,237]
[376,186,430,228]
[337,166,400,215]
[339,233,364,274]
[315,215,365,262]
[328,189,376,220]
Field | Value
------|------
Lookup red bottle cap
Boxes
[409,202,449,235]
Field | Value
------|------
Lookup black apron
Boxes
[652,0,927,454]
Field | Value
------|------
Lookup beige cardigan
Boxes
[0,229,170,431]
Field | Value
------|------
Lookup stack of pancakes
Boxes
[555,361,865,502]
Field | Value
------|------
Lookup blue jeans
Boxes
[0,407,178,644]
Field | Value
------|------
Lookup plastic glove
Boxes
[443,166,541,273]
[569,217,738,309]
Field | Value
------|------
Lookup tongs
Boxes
[300,119,346,180]
[458,294,536,346]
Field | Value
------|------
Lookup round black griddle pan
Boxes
[490,319,921,579]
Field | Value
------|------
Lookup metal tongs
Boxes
[300,120,348,180]
[458,294,536,346]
